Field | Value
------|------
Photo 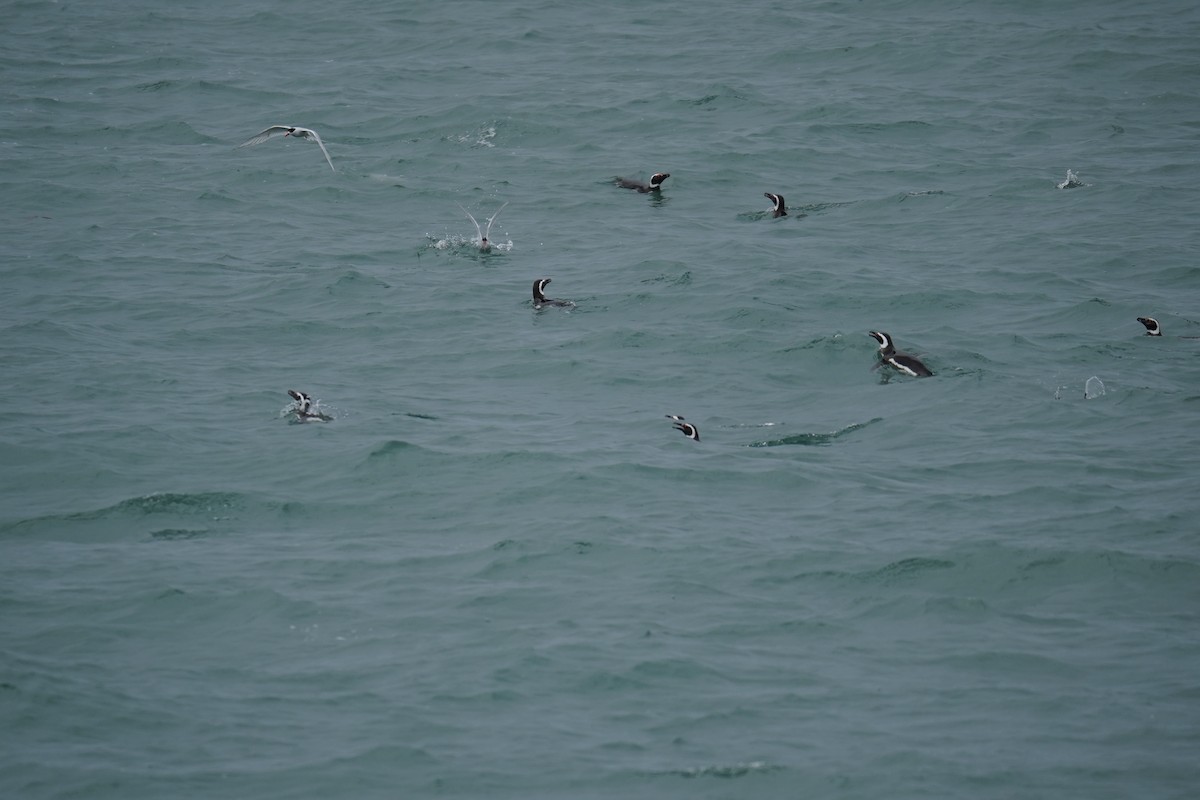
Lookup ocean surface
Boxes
[3,1,1200,797]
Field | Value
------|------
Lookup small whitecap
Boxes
[453,123,497,148]
[1084,376,1105,399]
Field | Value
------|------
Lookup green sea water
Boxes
[3,1,1200,798]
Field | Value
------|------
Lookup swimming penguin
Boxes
[615,172,670,193]
[532,278,575,309]
[764,192,787,218]
[1136,316,1200,339]
[457,201,508,251]
[868,331,934,378]
[666,414,699,441]
[287,389,332,422]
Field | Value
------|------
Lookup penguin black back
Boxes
[532,277,574,308]
[868,331,934,378]
[615,172,670,193]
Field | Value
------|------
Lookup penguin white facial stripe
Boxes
[531,278,575,307]
[1137,317,1162,335]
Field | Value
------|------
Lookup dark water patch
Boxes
[638,270,692,287]
[576,669,650,693]
[794,200,858,216]
[108,492,244,516]
[748,418,882,447]
[666,760,782,779]
[324,269,391,293]
[680,84,759,110]
[196,190,243,206]
[88,583,324,640]
[0,491,280,541]
[921,594,992,621]
[148,528,212,541]
[923,649,1085,682]
[807,119,936,140]
[358,439,442,465]
[779,334,856,354]
[1006,548,1200,595]
[429,688,524,706]
[864,557,957,583]
[467,538,598,581]
[897,189,947,202]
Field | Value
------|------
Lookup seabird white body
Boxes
[239,126,335,172]
[458,201,508,251]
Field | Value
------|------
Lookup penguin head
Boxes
[648,172,670,190]
[1137,317,1161,336]
[868,331,893,353]
[287,390,312,413]
[533,278,552,302]
[672,421,700,441]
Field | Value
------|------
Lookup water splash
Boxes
[1057,169,1086,189]
[424,233,513,253]
[453,123,497,148]
[282,396,334,423]
[1084,376,1105,399]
